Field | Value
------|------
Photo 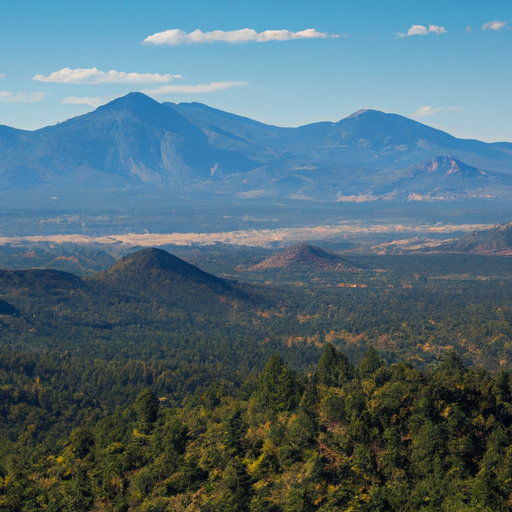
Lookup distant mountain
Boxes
[163,101,283,165]
[0,93,256,190]
[249,243,362,271]
[2,93,512,202]
[430,222,512,255]
[368,156,512,201]
[165,103,512,173]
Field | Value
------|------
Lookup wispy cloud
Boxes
[482,20,507,31]
[412,105,463,118]
[397,24,447,38]
[62,82,247,106]
[34,67,181,84]
[0,74,5,78]
[0,91,47,103]
[143,28,337,45]
[62,95,118,107]
[143,81,248,95]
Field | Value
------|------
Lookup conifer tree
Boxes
[134,388,159,434]
[358,346,383,379]
[255,354,299,413]
[317,343,354,386]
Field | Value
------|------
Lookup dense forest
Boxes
[2,248,512,510]
[2,346,512,511]
[3,249,512,370]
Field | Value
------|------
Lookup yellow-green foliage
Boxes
[2,347,512,511]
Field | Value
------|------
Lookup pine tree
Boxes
[358,346,383,379]
[134,388,159,434]
[317,343,354,387]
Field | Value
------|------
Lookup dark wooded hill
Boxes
[0,248,272,350]
[91,247,234,298]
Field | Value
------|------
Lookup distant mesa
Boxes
[410,155,485,178]
[249,243,362,271]
[430,222,512,255]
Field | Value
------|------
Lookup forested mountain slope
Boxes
[2,346,512,511]
[2,249,512,370]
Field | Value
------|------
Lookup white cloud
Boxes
[0,74,4,78]
[143,81,248,95]
[427,24,447,35]
[466,26,472,34]
[407,25,429,36]
[143,28,335,45]
[33,67,181,84]
[412,105,463,118]
[482,20,507,31]
[0,91,47,103]
[62,95,118,107]
[62,82,247,106]
[397,24,447,37]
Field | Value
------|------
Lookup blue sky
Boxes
[1,0,511,141]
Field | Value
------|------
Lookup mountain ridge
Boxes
[2,93,512,202]
[427,222,512,255]
[0,93,258,189]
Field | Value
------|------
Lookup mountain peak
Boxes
[113,247,191,270]
[98,92,158,110]
[94,92,191,129]
[250,243,361,271]
[346,109,372,119]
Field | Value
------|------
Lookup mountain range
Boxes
[2,92,512,202]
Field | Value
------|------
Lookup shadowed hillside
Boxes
[94,247,230,290]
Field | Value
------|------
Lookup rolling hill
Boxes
[249,243,362,271]
[91,247,241,306]
[0,248,268,348]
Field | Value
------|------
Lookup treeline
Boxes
[2,346,512,511]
